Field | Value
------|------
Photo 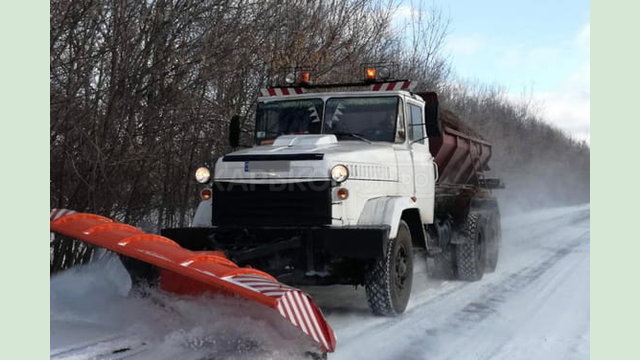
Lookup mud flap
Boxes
[50,209,336,353]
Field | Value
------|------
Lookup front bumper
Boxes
[161,225,390,261]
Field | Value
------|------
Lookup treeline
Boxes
[50,0,588,271]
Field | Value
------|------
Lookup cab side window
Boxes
[408,104,425,144]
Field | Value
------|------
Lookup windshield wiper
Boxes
[331,132,372,144]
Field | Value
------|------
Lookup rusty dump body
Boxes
[429,109,492,188]
[415,92,500,221]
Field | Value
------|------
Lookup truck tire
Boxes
[455,212,485,281]
[485,210,501,273]
[365,220,414,316]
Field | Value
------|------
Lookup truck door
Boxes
[407,101,436,224]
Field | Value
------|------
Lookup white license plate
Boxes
[244,161,290,172]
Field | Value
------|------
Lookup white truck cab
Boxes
[212,89,436,236]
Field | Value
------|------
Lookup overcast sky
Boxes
[395,0,590,143]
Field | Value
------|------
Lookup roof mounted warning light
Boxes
[282,66,314,86]
[362,62,395,82]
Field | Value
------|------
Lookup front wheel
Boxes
[365,220,414,316]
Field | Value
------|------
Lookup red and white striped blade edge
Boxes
[259,87,306,97]
[223,274,336,352]
[50,209,77,221]
[370,81,415,91]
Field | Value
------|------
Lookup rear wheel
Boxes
[485,210,502,273]
[365,220,414,316]
[455,212,485,281]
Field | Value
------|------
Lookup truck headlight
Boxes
[195,167,211,183]
[330,164,349,183]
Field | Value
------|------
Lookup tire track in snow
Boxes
[481,242,589,360]
[449,231,587,327]
[396,233,588,359]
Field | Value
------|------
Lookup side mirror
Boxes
[228,115,240,148]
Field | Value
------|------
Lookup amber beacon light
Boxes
[365,67,377,80]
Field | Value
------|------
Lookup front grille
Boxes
[212,181,332,226]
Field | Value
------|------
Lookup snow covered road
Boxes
[311,204,589,360]
[51,205,589,359]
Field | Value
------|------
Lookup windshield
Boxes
[254,96,399,144]
[323,97,398,142]
[255,99,324,145]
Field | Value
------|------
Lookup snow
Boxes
[51,258,315,359]
[51,205,589,359]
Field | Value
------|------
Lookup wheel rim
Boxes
[395,245,409,289]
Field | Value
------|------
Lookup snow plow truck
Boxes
[160,66,504,316]
[50,67,503,357]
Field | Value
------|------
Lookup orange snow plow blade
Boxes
[50,209,336,353]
